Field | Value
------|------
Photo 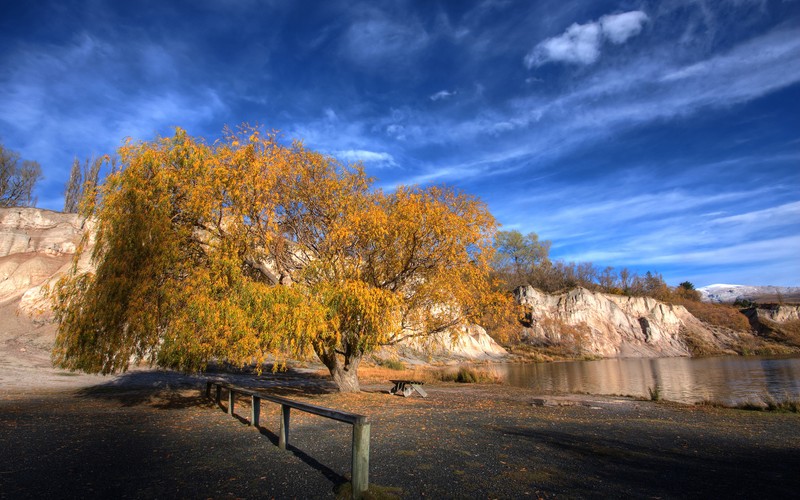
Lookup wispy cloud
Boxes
[340,8,430,67]
[0,29,228,206]
[333,149,397,168]
[430,89,457,101]
[387,23,800,187]
[710,201,800,227]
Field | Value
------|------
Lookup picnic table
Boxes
[389,379,427,398]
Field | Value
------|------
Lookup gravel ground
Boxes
[1,370,799,499]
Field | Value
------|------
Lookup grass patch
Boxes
[375,358,406,370]
[697,397,800,413]
[758,318,800,348]
[647,386,661,401]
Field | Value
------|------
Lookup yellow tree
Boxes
[52,126,496,392]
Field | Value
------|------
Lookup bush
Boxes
[438,367,501,384]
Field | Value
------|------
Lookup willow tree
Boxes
[52,126,496,392]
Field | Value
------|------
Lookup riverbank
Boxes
[2,370,798,498]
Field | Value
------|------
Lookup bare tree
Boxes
[63,156,106,213]
[63,158,82,213]
[1,143,42,208]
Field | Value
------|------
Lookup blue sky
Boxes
[1,0,798,286]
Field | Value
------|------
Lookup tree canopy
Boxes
[52,127,496,391]
[1,143,42,208]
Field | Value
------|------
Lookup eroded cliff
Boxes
[514,285,748,358]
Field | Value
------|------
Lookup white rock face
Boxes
[402,323,508,360]
[0,209,93,314]
[514,286,722,358]
[751,305,800,323]
[0,208,88,257]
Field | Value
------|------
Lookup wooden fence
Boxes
[204,380,370,498]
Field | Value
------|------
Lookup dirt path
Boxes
[1,371,799,498]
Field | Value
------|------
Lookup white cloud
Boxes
[525,22,601,67]
[600,11,649,44]
[430,89,456,101]
[525,10,648,68]
[334,149,397,168]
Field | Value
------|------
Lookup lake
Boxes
[487,355,800,404]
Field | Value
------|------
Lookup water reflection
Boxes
[490,356,800,404]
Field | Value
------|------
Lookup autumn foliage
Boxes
[51,126,496,391]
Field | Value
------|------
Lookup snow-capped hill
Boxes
[698,284,800,303]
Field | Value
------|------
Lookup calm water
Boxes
[488,356,800,404]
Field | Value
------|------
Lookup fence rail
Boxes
[204,380,370,498]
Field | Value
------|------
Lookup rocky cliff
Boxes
[514,285,746,358]
[0,208,93,316]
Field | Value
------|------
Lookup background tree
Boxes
[52,127,496,392]
[492,230,551,289]
[63,158,82,213]
[1,143,42,208]
[675,281,701,301]
[64,156,105,213]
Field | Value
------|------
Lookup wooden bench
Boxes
[389,379,427,398]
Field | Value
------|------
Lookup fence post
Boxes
[205,381,211,398]
[278,405,291,450]
[228,389,235,415]
[351,422,370,499]
[215,384,221,406]
[251,395,261,427]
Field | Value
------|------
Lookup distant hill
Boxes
[698,284,800,304]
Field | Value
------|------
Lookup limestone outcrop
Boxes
[514,286,736,358]
[749,305,800,323]
[0,209,94,316]
[398,323,507,360]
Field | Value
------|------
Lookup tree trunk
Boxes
[316,346,363,393]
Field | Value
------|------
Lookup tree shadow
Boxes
[75,366,339,408]
[75,368,352,491]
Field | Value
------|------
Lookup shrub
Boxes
[376,358,405,370]
[438,366,501,384]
